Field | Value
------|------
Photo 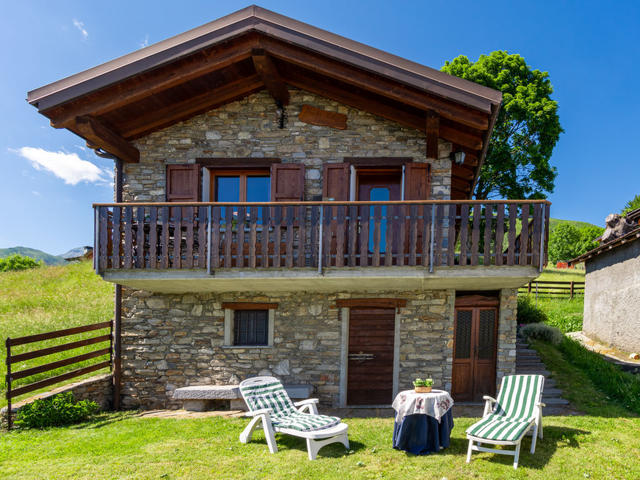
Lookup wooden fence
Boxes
[519,280,585,299]
[4,321,112,429]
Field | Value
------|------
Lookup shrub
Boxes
[517,296,548,324]
[0,254,42,272]
[15,392,99,429]
[520,323,563,345]
[558,337,640,414]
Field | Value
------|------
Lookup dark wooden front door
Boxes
[347,307,395,405]
[452,306,498,402]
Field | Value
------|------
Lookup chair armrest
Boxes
[537,402,546,408]
[483,395,497,403]
[482,395,498,417]
[293,398,319,407]
[245,408,273,418]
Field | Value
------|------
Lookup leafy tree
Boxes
[548,223,604,263]
[442,51,563,199]
[0,254,42,272]
[548,223,581,263]
[622,194,640,215]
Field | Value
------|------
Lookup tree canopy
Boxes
[548,223,603,264]
[442,51,563,200]
[622,194,640,215]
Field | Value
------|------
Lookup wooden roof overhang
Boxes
[27,5,502,199]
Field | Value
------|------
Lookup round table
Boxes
[391,389,454,455]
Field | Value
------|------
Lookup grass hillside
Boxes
[549,218,600,234]
[0,247,65,266]
[0,261,113,407]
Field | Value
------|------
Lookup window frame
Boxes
[223,307,275,348]
[209,169,271,203]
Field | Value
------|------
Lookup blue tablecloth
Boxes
[392,409,454,455]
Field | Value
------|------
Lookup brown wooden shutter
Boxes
[270,164,305,202]
[404,162,431,200]
[166,164,200,201]
[322,163,350,201]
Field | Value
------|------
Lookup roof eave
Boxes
[28,5,501,114]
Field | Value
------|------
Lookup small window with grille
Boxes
[233,310,269,346]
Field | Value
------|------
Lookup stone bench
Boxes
[173,384,314,411]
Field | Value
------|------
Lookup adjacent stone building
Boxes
[28,6,547,409]
[570,209,640,354]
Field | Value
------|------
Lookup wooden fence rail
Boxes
[5,320,112,429]
[519,280,585,299]
[94,200,550,274]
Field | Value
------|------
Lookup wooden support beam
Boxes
[426,110,439,159]
[260,37,490,130]
[251,49,289,105]
[73,116,139,163]
[451,176,472,193]
[119,75,264,139]
[452,164,475,181]
[48,37,256,128]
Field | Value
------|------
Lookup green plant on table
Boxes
[413,378,434,387]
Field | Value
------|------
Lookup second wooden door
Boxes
[347,307,395,405]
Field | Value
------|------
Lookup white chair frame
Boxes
[238,377,349,460]
[466,377,545,469]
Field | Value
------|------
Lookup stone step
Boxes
[516,368,551,376]
[542,397,570,405]
[517,348,537,355]
[543,406,576,416]
[516,363,546,369]
[516,358,544,364]
[543,387,563,396]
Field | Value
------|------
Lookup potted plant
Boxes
[413,378,434,393]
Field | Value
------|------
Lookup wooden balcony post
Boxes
[207,205,213,275]
[539,202,547,272]
[429,204,436,272]
[5,338,11,429]
[318,205,324,275]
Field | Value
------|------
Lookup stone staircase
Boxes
[516,338,573,415]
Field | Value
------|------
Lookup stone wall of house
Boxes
[497,288,518,384]
[120,288,456,409]
[583,240,640,353]
[123,88,452,202]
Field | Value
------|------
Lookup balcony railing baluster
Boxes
[93,200,550,274]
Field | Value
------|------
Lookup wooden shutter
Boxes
[404,162,430,200]
[270,164,305,202]
[322,163,350,201]
[166,164,200,201]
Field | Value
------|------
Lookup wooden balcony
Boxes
[93,200,550,293]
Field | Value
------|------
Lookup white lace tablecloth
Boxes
[392,389,454,423]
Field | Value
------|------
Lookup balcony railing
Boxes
[93,200,550,275]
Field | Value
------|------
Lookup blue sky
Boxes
[1,1,638,254]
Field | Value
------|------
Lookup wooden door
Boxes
[347,307,395,405]
[452,306,498,402]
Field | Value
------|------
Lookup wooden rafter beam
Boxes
[119,74,264,139]
[426,110,439,159]
[451,176,472,193]
[251,49,289,105]
[452,164,475,181]
[260,37,490,130]
[73,116,139,163]
[48,36,257,129]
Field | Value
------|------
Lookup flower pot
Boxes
[414,386,432,393]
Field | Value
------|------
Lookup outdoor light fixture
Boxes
[452,151,466,165]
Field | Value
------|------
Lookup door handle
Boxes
[348,353,375,361]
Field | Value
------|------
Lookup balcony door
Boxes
[452,296,499,402]
[357,171,401,257]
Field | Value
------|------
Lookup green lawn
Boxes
[0,261,113,407]
[535,266,585,283]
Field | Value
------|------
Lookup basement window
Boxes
[223,305,275,348]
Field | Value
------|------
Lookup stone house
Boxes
[570,209,640,354]
[27,6,549,409]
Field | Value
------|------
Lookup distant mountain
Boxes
[0,247,66,265]
[549,218,601,234]
[59,246,93,260]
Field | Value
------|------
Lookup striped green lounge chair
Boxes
[466,374,545,469]
[238,376,349,460]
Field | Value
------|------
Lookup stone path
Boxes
[516,338,577,416]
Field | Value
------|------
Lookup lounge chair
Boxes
[466,374,545,469]
[238,376,349,460]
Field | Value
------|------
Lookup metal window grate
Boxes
[234,310,268,346]
[455,310,472,359]
[477,309,496,359]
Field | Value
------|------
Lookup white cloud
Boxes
[32,190,41,196]
[139,34,149,48]
[15,147,110,185]
[73,19,88,40]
